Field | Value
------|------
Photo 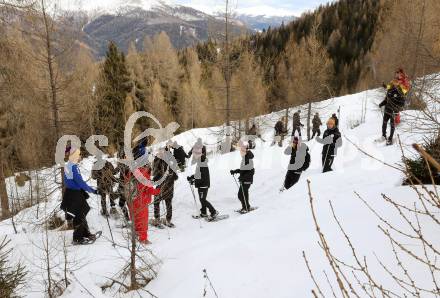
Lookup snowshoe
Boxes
[235,207,259,214]
[72,238,90,246]
[192,213,208,219]
[73,231,102,245]
[206,213,229,222]
[386,139,393,146]
[161,219,175,228]
[149,218,165,229]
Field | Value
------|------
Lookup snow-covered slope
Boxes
[0,88,435,297]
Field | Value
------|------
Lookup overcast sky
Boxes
[174,0,334,16]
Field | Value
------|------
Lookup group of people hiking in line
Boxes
[60,120,341,245]
[59,68,410,245]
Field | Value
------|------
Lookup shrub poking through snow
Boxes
[404,134,440,185]
[0,236,27,297]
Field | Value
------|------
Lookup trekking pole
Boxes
[232,174,249,211]
[323,146,330,173]
[231,174,240,189]
[161,199,171,240]
[188,182,203,229]
[100,194,116,247]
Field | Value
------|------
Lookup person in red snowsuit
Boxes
[128,166,160,244]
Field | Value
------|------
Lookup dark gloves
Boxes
[187,176,195,185]
[230,169,239,175]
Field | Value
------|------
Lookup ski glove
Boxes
[230,169,239,175]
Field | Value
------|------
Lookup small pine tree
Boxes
[95,42,132,146]
[0,237,27,297]
[405,135,440,185]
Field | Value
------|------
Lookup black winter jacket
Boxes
[232,151,255,184]
[189,154,210,188]
[173,146,188,165]
[321,127,342,157]
[379,86,406,115]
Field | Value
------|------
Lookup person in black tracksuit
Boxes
[187,143,217,218]
[152,148,178,227]
[282,137,310,191]
[274,119,287,147]
[292,111,304,136]
[230,142,255,213]
[172,141,189,171]
[312,113,322,138]
[91,160,118,217]
[379,85,406,145]
[317,118,342,173]
[113,149,130,220]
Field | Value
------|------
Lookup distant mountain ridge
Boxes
[80,1,245,57]
[233,14,296,31]
[70,0,294,57]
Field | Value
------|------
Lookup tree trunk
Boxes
[284,108,289,129]
[42,0,60,143]
[225,0,231,131]
[41,0,64,187]
[410,0,426,80]
[307,101,312,141]
[0,153,10,219]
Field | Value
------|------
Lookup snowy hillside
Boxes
[0,88,435,297]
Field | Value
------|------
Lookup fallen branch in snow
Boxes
[412,143,440,172]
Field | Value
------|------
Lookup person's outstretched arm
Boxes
[72,165,97,193]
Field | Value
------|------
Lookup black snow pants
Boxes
[322,153,334,173]
[238,183,251,211]
[73,213,91,241]
[197,187,216,216]
[312,128,321,138]
[154,193,173,222]
[382,112,396,140]
[284,171,301,190]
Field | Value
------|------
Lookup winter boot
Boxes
[150,218,164,229]
[73,237,90,245]
[208,211,219,220]
[101,209,109,217]
[163,220,175,228]
[386,138,393,146]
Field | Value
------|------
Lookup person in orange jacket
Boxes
[384,68,410,96]
[380,68,411,145]
[128,165,160,245]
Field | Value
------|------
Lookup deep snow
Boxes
[0,88,437,297]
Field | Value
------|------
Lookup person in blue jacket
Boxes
[61,147,98,245]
